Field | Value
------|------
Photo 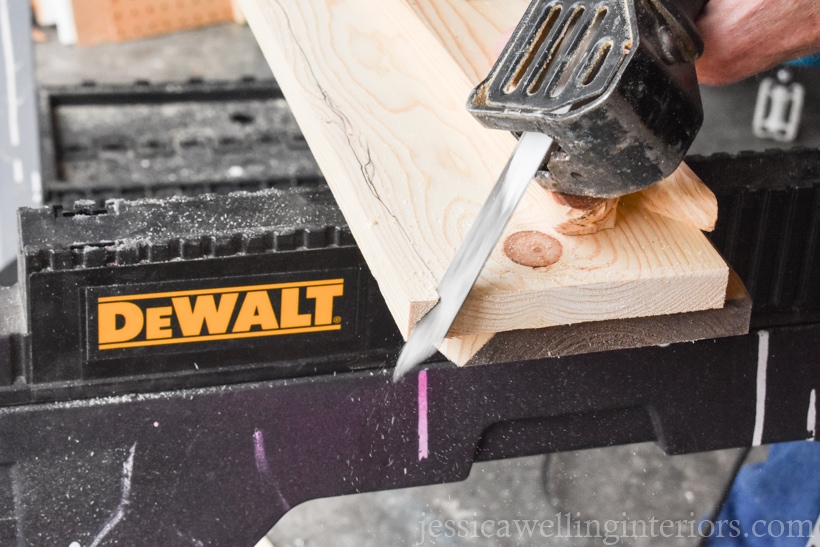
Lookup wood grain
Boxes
[441,269,750,366]
[621,163,718,232]
[405,0,528,82]
[451,203,728,336]
[240,0,729,360]
[240,0,510,335]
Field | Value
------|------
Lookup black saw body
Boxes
[468,0,708,197]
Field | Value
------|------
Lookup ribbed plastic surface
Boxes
[691,148,820,328]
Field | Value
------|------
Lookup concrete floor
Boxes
[269,446,760,547]
[31,22,817,547]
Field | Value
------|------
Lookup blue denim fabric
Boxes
[705,442,820,547]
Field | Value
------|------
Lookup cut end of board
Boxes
[406,299,439,340]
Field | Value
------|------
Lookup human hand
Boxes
[694,0,820,84]
[494,0,820,86]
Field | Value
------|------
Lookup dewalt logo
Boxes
[94,278,345,351]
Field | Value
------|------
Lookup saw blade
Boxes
[393,131,555,381]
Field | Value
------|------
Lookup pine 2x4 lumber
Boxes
[239,0,731,365]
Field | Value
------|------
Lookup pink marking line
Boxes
[418,370,429,460]
[254,429,290,510]
[253,429,271,478]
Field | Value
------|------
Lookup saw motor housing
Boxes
[468,0,707,197]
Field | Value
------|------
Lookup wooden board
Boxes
[239,0,729,362]
[440,269,750,365]
[405,0,529,82]
[621,163,718,232]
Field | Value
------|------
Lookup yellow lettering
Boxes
[306,284,344,325]
[97,280,346,349]
[172,293,238,336]
[99,302,144,344]
[280,288,312,329]
[146,306,173,339]
[232,291,279,332]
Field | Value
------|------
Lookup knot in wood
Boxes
[503,231,563,268]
